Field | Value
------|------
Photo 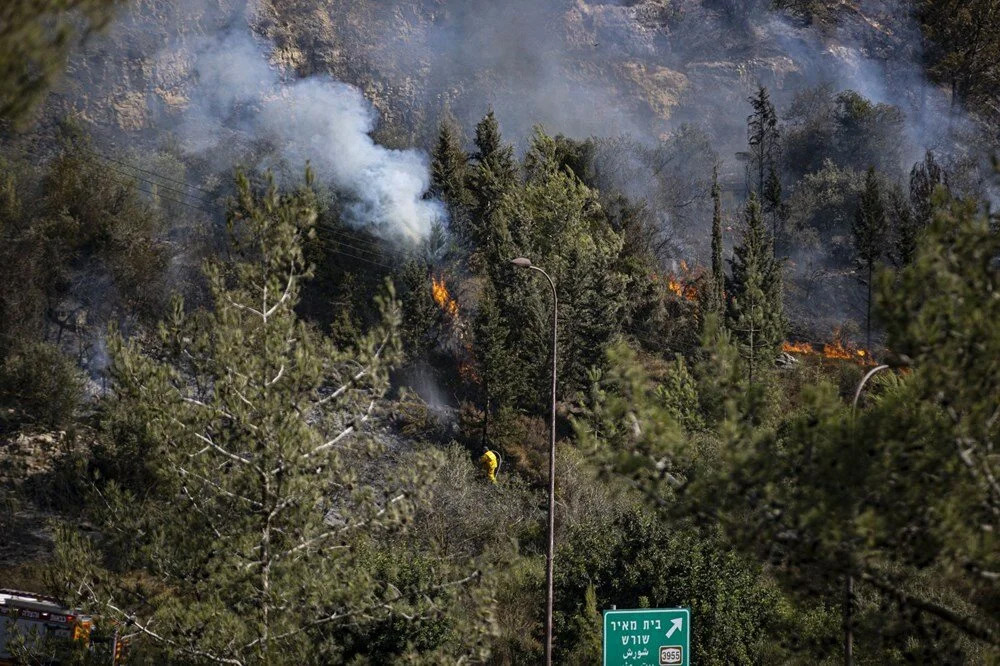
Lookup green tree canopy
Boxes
[53,171,488,664]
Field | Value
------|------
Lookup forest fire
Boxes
[657,262,700,302]
[781,332,874,365]
[666,277,699,302]
[430,274,478,383]
[431,275,459,319]
[781,341,814,355]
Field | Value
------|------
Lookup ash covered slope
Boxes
[49,0,941,153]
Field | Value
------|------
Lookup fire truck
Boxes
[0,589,93,664]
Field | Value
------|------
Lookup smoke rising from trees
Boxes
[176,29,444,240]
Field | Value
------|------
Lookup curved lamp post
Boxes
[511,257,558,666]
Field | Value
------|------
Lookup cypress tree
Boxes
[763,163,783,252]
[888,183,917,267]
[853,167,887,350]
[430,118,472,240]
[709,165,725,317]
[469,110,517,213]
[726,193,784,387]
[909,150,948,230]
[472,280,519,437]
[746,86,781,202]
[398,258,438,359]
[467,111,518,268]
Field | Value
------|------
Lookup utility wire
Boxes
[81,145,216,196]
[91,159,215,216]
[88,153,216,206]
[318,233,386,261]
[320,225,385,252]
[316,238,393,270]
[132,183,214,216]
[35,145,397,268]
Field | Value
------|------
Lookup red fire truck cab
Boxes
[0,589,92,664]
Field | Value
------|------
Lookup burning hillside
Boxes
[781,330,875,365]
[431,275,459,319]
[656,260,701,302]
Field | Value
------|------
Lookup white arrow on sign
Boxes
[666,618,683,639]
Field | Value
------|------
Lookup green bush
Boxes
[0,341,84,429]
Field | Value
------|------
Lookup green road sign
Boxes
[603,607,690,666]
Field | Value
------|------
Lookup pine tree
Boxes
[726,193,784,387]
[467,111,518,269]
[54,172,485,664]
[909,150,949,230]
[430,118,472,240]
[708,165,725,317]
[853,167,886,349]
[888,183,917,267]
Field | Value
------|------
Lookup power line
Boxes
[317,238,393,270]
[133,183,214,216]
[320,225,385,252]
[32,145,397,267]
[319,242,392,270]
[318,233,386,261]
[81,145,216,196]
[23,144,213,215]
[88,153,216,206]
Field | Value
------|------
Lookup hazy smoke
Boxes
[177,30,443,240]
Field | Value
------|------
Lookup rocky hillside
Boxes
[46,0,931,151]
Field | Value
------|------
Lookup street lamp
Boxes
[511,256,558,666]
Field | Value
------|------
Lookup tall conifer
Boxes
[727,193,784,386]
[853,167,886,349]
[746,86,781,201]
[709,165,725,317]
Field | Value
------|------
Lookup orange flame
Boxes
[431,275,459,319]
[781,341,814,354]
[822,338,852,360]
[667,276,684,297]
[782,329,874,365]
[663,273,698,302]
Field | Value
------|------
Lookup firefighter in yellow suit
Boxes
[480,446,499,484]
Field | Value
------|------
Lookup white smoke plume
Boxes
[177,30,443,241]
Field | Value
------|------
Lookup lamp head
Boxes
[511,257,532,268]
[883,351,913,368]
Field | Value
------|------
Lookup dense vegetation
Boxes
[1,1,1000,664]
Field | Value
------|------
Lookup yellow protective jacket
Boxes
[479,450,499,483]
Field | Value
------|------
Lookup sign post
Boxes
[603,608,690,666]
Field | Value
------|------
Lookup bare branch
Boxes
[192,432,254,467]
[178,466,263,508]
[262,272,296,320]
[274,494,405,562]
[79,584,245,666]
[312,333,389,409]
[181,485,223,539]
[223,295,264,320]
[266,364,285,387]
